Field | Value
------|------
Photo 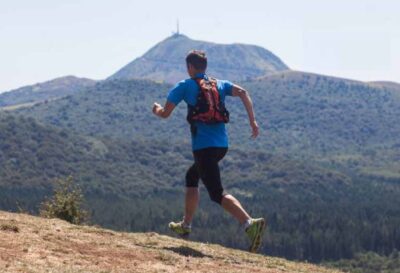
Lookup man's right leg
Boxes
[184,186,199,225]
[183,163,200,225]
[168,163,200,236]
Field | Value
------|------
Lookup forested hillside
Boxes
[1,113,400,266]
[12,71,400,179]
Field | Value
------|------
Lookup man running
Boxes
[152,50,265,253]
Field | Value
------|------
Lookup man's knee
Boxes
[208,188,227,205]
[185,165,199,187]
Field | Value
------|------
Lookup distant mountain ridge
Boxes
[14,72,400,163]
[0,76,96,108]
[0,34,287,109]
[108,33,289,83]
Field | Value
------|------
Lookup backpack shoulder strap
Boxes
[208,77,217,83]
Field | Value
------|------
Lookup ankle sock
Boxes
[182,221,191,229]
[243,218,252,231]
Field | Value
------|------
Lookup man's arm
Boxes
[231,84,259,138]
[152,101,176,119]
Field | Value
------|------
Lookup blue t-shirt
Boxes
[167,73,234,151]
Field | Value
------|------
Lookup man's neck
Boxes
[192,71,206,79]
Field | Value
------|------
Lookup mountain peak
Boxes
[168,32,190,40]
[108,35,289,83]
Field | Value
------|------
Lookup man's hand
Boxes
[152,102,163,116]
[250,120,259,139]
[152,101,176,119]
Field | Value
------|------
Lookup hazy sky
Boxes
[1,0,399,92]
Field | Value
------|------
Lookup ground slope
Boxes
[0,211,341,273]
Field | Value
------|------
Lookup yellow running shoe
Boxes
[168,220,191,237]
[245,218,266,253]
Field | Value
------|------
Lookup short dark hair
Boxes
[186,50,207,71]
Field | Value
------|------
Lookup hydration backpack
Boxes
[186,77,230,127]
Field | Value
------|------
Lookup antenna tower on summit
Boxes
[177,19,180,35]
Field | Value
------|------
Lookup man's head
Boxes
[186,50,207,77]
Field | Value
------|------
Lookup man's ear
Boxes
[186,63,193,77]
[189,63,197,71]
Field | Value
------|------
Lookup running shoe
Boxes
[168,220,191,237]
[245,218,266,253]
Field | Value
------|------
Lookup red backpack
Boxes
[187,77,230,127]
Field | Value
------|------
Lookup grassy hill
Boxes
[108,34,289,83]
[0,75,96,108]
[0,210,342,273]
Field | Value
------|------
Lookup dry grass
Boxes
[0,220,19,233]
[0,210,343,273]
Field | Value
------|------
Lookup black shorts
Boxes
[185,147,228,204]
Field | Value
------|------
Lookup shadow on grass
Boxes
[163,246,213,258]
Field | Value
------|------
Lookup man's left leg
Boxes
[198,148,266,253]
[221,194,251,225]
[194,148,250,223]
